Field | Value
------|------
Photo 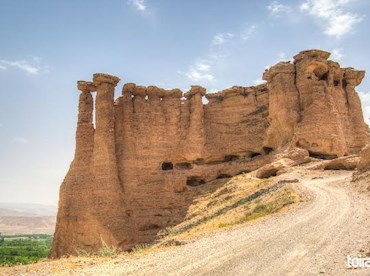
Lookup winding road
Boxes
[79,170,370,276]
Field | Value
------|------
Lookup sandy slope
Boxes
[2,170,370,276]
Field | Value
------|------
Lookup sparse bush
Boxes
[131,243,150,254]
[98,238,119,257]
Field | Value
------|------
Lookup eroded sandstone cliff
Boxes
[50,49,369,257]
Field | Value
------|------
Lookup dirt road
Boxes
[2,170,370,276]
[77,170,370,276]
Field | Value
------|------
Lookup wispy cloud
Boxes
[183,61,215,82]
[15,137,29,144]
[241,24,257,41]
[212,33,234,46]
[331,48,343,60]
[0,58,48,75]
[253,78,266,85]
[267,1,293,17]
[300,0,362,38]
[129,0,146,11]
[180,23,257,84]
[358,91,370,125]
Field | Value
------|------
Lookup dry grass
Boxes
[155,174,300,245]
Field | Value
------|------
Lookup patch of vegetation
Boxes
[131,243,150,254]
[0,233,52,266]
[219,188,297,228]
[98,239,119,257]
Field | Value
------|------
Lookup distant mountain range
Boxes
[0,203,57,235]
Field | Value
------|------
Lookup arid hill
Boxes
[50,49,369,258]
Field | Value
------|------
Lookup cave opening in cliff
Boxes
[263,147,274,154]
[247,151,261,159]
[324,164,349,170]
[318,72,328,81]
[186,177,206,186]
[217,174,232,179]
[161,162,173,170]
[308,151,337,160]
[224,155,240,162]
[334,80,340,87]
[175,162,193,170]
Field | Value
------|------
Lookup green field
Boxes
[0,234,52,266]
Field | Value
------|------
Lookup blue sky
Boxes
[0,0,369,205]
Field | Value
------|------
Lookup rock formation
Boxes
[50,49,369,257]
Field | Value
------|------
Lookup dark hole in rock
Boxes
[186,177,206,187]
[342,79,347,88]
[308,151,337,160]
[334,80,339,87]
[324,164,349,170]
[319,72,328,81]
[139,224,160,231]
[206,160,224,165]
[247,152,261,158]
[258,168,278,179]
[263,147,274,154]
[217,174,232,179]
[224,155,240,162]
[161,162,173,170]
[175,162,193,170]
[307,76,312,79]
[193,158,205,165]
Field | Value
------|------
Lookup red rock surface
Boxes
[50,50,369,257]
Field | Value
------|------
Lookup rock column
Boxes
[263,62,299,150]
[74,81,96,165]
[90,73,129,248]
[184,86,206,160]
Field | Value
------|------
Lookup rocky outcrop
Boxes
[51,50,369,257]
[356,145,370,173]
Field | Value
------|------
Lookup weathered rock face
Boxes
[357,145,370,173]
[51,50,369,257]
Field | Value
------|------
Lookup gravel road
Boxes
[77,170,370,276]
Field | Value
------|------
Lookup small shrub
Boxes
[98,238,119,257]
[131,243,150,254]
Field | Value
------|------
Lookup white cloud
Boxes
[253,78,266,85]
[212,33,234,46]
[331,48,343,60]
[300,0,362,38]
[278,52,287,60]
[184,61,215,82]
[267,1,293,17]
[0,65,6,70]
[129,0,146,11]
[241,24,257,40]
[15,137,29,144]
[0,59,41,75]
[358,92,370,125]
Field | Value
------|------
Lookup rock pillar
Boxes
[90,73,129,248]
[263,62,299,150]
[184,86,206,160]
